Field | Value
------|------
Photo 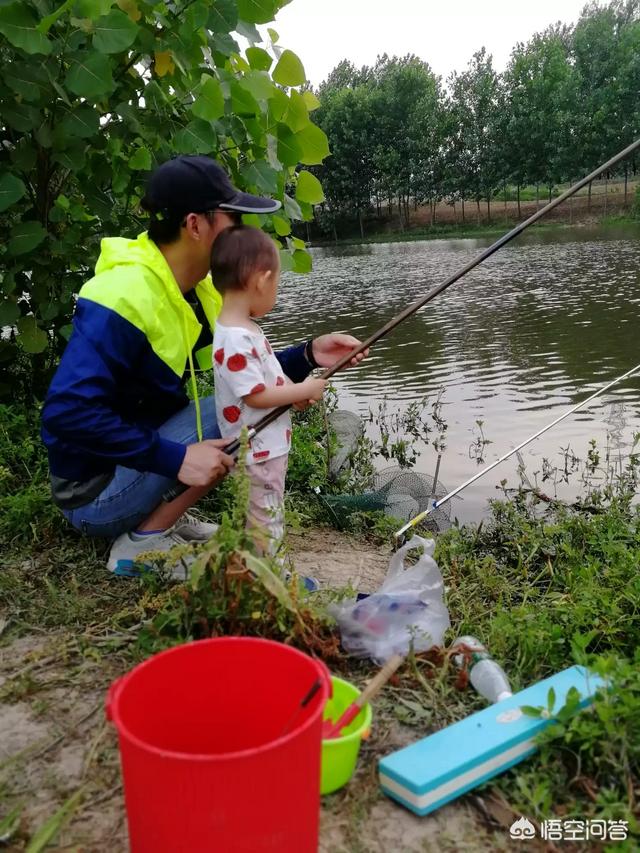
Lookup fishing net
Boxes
[322,465,452,534]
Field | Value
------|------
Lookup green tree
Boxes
[503,26,575,213]
[446,49,501,222]
[0,0,329,398]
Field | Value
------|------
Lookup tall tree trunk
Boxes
[569,192,573,224]
[476,198,481,226]
[624,165,629,208]
[604,174,608,216]
[588,181,592,213]
[548,185,552,203]
[453,200,457,224]
[333,223,338,244]
[306,221,311,243]
[388,195,392,217]
[431,199,436,227]
[535,183,540,211]
[358,209,364,240]
[398,194,404,232]
[517,184,521,218]
[503,181,507,219]
[461,197,466,224]
[486,196,491,224]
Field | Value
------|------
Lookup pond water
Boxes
[263,224,640,524]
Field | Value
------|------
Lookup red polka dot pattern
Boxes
[250,383,266,394]
[286,429,291,443]
[214,348,224,365]
[251,347,259,358]
[222,405,241,423]
[276,376,284,386]
[227,353,247,372]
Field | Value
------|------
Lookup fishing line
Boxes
[395,361,640,540]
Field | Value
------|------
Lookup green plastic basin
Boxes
[321,676,372,795]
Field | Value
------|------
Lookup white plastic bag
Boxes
[329,535,450,663]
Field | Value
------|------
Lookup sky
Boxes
[273,0,590,85]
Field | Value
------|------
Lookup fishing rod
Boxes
[395,360,640,540]
[223,137,640,457]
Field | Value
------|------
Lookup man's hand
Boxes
[177,439,234,487]
[311,333,369,370]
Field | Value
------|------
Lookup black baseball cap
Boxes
[141,155,281,219]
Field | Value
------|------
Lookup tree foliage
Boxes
[0,0,330,398]
[312,0,640,235]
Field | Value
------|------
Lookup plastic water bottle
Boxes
[452,636,513,703]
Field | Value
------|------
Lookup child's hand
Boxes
[299,377,327,402]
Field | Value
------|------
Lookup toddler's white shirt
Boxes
[212,322,292,465]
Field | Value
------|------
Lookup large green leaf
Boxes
[276,123,301,167]
[0,4,52,55]
[272,49,305,87]
[53,143,86,172]
[8,221,47,256]
[241,159,279,193]
[295,169,325,204]
[65,52,114,99]
[191,75,224,121]
[74,0,114,15]
[235,20,261,43]
[295,123,330,165]
[4,62,50,101]
[272,213,290,236]
[302,90,320,111]
[291,248,312,273]
[2,102,40,132]
[246,46,272,71]
[59,104,100,139]
[283,193,302,220]
[230,80,259,116]
[17,316,48,354]
[0,172,26,212]
[236,0,275,25]
[174,119,217,154]
[285,90,309,132]
[0,300,19,326]
[268,86,289,122]
[93,9,138,53]
[208,0,237,33]
[238,70,274,101]
[129,147,152,170]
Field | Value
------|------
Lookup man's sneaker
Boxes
[107,529,195,580]
[283,570,321,592]
[172,512,218,542]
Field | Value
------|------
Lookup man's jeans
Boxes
[63,398,219,539]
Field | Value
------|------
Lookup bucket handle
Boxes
[105,674,128,722]
[315,658,333,699]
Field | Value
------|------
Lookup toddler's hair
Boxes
[211,225,279,292]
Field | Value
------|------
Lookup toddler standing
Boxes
[211,225,326,556]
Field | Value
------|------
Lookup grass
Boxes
[1,400,639,847]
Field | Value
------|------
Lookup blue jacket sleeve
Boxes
[275,342,313,383]
[41,300,186,478]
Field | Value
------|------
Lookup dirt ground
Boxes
[0,531,526,852]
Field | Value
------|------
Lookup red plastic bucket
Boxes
[106,638,331,853]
